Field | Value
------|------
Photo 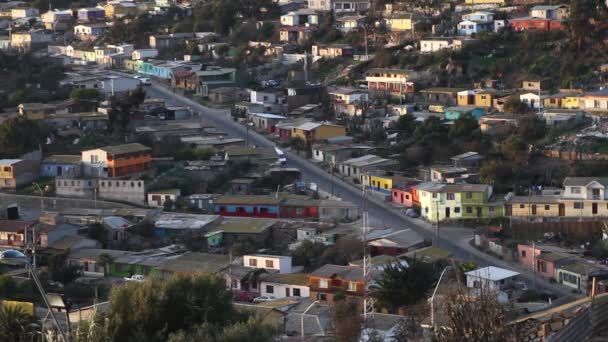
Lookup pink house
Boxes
[517,244,573,279]
[391,180,421,208]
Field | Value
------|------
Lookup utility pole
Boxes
[362,172,373,319]
[532,241,536,290]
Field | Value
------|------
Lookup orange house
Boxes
[82,143,151,178]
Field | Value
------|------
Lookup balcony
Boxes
[0,239,24,247]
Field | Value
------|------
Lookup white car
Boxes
[124,274,145,282]
[252,295,275,303]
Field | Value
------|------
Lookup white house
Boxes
[420,38,475,53]
[243,254,293,274]
[458,20,485,35]
[465,266,519,292]
[250,89,285,105]
[519,92,548,110]
[260,273,310,298]
[462,11,494,23]
[41,9,73,24]
[147,189,181,208]
[132,48,158,60]
[11,7,39,19]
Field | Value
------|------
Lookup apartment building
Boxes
[81,143,151,178]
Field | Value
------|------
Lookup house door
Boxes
[505,205,512,216]
[445,207,450,218]
[286,288,290,297]
[593,203,598,215]
[559,204,565,216]
[531,205,537,216]
[476,207,482,217]
[57,166,62,176]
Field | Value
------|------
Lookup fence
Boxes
[506,220,605,241]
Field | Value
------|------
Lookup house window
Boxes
[348,281,357,292]
[571,187,581,194]
[454,207,461,213]
[293,288,301,297]
[425,207,429,213]
[466,192,473,199]
[447,193,455,200]
[317,293,327,301]
[266,285,274,294]
[522,250,526,257]
[249,258,257,267]
[574,202,584,209]
[545,205,550,210]
[489,207,495,212]
[265,260,274,268]
[466,207,472,214]
[520,204,525,209]
[432,193,437,199]
[319,279,329,288]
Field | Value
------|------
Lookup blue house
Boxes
[214,195,282,218]
[41,155,82,178]
[445,106,486,120]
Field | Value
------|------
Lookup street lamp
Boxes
[430,266,452,329]
[0,250,68,341]
[301,300,320,338]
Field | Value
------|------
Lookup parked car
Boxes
[405,208,419,218]
[252,295,275,303]
[123,274,145,282]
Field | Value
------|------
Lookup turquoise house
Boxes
[445,106,486,120]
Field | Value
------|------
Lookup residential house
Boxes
[281,197,320,219]
[522,79,551,92]
[260,273,310,298]
[451,151,483,169]
[68,249,131,277]
[419,88,464,106]
[152,213,220,238]
[41,9,73,29]
[331,0,370,13]
[10,29,53,50]
[556,263,608,295]
[55,178,146,205]
[417,183,503,222]
[170,70,199,92]
[104,2,138,18]
[328,87,369,117]
[188,194,218,211]
[248,113,287,133]
[505,192,562,218]
[517,244,574,279]
[196,66,237,97]
[367,229,425,256]
[311,144,371,165]
[335,15,365,32]
[466,266,519,292]
[457,89,495,107]
[209,87,248,104]
[542,109,585,128]
[365,68,416,95]
[383,12,414,32]
[458,11,495,36]
[291,122,347,146]
[309,264,379,307]
[429,166,470,182]
[581,90,608,113]
[391,179,421,208]
[280,9,322,26]
[0,220,38,248]
[156,252,231,278]
[338,155,397,181]
[10,7,38,19]
[148,189,181,208]
[74,23,108,39]
[318,200,360,222]
[77,7,106,22]
[363,174,414,195]
[0,36,10,50]
[479,114,517,135]
[311,43,354,58]
[0,159,39,190]
[444,106,485,120]
[420,37,475,54]
[214,195,282,218]
[509,17,565,31]
[81,143,152,178]
[560,177,608,217]
[250,89,286,106]
[244,254,293,273]
[543,92,580,109]
[520,92,547,109]
[530,5,570,20]
[279,26,315,43]
[41,155,81,178]
[207,218,276,248]
[229,178,255,195]
[132,48,158,60]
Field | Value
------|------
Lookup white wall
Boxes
[243,255,293,273]
[260,282,310,298]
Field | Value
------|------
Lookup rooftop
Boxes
[262,273,310,286]
[210,218,276,234]
[367,229,425,248]
[98,143,151,155]
[156,252,230,274]
[465,266,519,281]
[215,195,282,205]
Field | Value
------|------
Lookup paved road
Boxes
[145,83,572,297]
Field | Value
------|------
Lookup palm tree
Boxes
[0,305,35,342]
[97,253,115,277]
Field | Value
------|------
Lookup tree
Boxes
[71,88,101,102]
[97,253,115,277]
[0,117,48,158]
[394,114,417,140]
[167,317,276,342]
[449,113,481,141]
[517,115,546,141]
[0,305,35,342]
[373,259,437,312]
[48,254,81,283]
[503,98,532,114]
[289,136,306,154]
[291,240,328,272]
[334,298,362,342]
[88,223,109,247]
[432,288,521,341]
[568,0,597,51]
[479,160,512,185]
[500,135,527,164]
[0,274,17,298]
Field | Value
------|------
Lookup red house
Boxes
[280,198,319,219]
[391,180,421,208]
[509,18,565,31]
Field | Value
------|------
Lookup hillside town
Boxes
[1,0,608,340]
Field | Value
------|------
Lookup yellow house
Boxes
[292,122,346,146]
[105,2,138,18]
[458,89,494,107]
[383,12,414,32]
[506,195,561,218]
[77,49,97,62]
[123,59,141,71]
[562,95,579,109]
[543,93,580,110]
